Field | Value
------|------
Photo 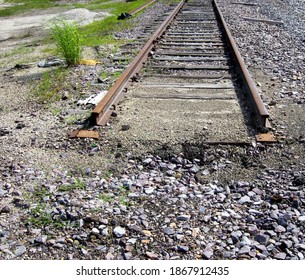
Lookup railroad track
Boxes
[75,0,276,144]
[129,0,157,16]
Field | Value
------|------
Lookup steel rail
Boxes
[129,0,157,15]
[92,0,186,126]
[213,0,270,128]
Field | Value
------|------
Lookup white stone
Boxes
[113,226,126,238]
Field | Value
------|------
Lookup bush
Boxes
[50,20,82,66]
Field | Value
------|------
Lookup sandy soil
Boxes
[0,6,109,41]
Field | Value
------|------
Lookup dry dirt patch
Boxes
[0,3,114,174]
[0,7,110,41]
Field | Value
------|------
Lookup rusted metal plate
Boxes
[69,130,99,139]
[255,133,277,143]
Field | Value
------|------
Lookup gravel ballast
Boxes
[0,0,304,260]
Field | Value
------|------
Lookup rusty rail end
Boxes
[213,0,271,131]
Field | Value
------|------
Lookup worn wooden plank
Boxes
[164,35,221,39]
[158,42,224,47]
[131,91,235,100]
[155,51,225,56]
[232,2,258,6]
[162,38,222,43]
[112,57,131,61]
[255,133,277,143]
[142,74,232,79]
[139,83,234,89]
[149,64,230,70]
[166,32,221,36]
[152,56,227,62]
[173,21,216,23]
[69,130,100,139]
[176,18,216,20]
[243,17,284,25]
[169,29,219,34]
[157,46,224,51]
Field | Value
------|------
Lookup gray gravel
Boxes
[1,153,305,260]
[0,0,305,260]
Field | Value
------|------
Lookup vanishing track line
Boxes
[74,0,276,146]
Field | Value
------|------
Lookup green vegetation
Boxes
[76,0,150,15]
[0,0,57,17]
[51,106,61,116]
[77,0,150,46]
[62,110,91,125]
[2,0,159,106]
[34,67,68,104]
[42,45,57,55]
[99,193,114,203]
[75,0,151,48]
[63,114,80,125]
[32,186,51,201]
[113,69,124,79]
[50,20,83,66]
[24,180,86,229]
[99,70,109,80]
[27,204,66,228]
[98,69,124,85]
[119,195,129,207]
[0,45,35,59]
[99,185,130,206]
[118,185,130,206]
[0,0,151,19]
[57,179,86,192]
[1,0,156,45]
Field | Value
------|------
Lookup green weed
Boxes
[119,195,129,207]
[63,110,91,125]
[27,204,66,229]
[98,185,131,206]
[99,70,109,80]
[78,0,150,46]
[58,179,86,192]
[113,70,123,79]
[32,186,51,200]
[51,107,61,116]
[63,115,79,125]
[34,67,68,104]
[99,193,114,203]
[50,20,83,66]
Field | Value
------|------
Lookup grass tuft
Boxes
[50,19,83,66]
[58,179,86,192]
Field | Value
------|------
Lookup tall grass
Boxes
[50,20,83,66]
